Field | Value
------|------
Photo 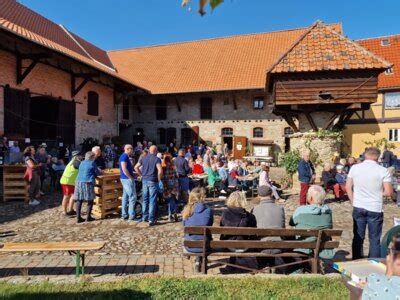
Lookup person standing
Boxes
[119,144,137,221]
[381,147,395,168]
[104,144,116,169]
[297,150,315,206]
[35,146,49,194]
[135,145,162,226]
[60,150,82,216]
[23,146,41,206]
[346,147,393,259]
[74,151,102,223]
[175,149,190,203]
[92,146,106,170]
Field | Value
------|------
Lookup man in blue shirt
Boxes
[135,145,162,226]
[119,144,137,221]
[174,149,190,202]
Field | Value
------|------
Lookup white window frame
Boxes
[389,129,400,142]
[253,97,264,110]
[385,92,400,109]
[381,39,391,46]
[385,67,394,75]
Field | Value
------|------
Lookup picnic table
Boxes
[237,173,259,198]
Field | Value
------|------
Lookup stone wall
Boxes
[289,132,342,189]
[125,90,289,158]
[0,49,117,144]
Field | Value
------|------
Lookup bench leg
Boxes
[311,258,318,274]
[75,250,82,277]
[81,253,85,276]
[201,255,208,274]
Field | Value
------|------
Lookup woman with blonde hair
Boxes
[220,191,257,271]
[182,187,213,272]
[220,191,256,240]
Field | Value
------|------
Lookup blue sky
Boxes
[19,0,399,50]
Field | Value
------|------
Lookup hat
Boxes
[72,150,80,157]
[258,185,272,197]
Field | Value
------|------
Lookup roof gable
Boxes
[269,21,392,74]
[0,0,115,71]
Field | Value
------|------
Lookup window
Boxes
[284,127,294,136]
[389,129,400,142]
[221,127,233,136]
[87,91,99,116]
[381,39,391,46]
[200,97,212,119]
[385,67,394,75]
[181,128,193,146]
[156,99,167,120]
[166,127,177,144]
[158,128,166,144]
[253,127,263,138]
[122,98,130,120]
[385,92,400,109]
[253,97,264,110]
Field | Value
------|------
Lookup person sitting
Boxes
[228,166,240,188]
[322,163,338,198]
[258,164,282,202]
[362,235,400,299]
[206,164,227,195]
[220,191,257,270]
[218,162,229,191]
[252,185,285,271]
[289,185,334,259]
[182,187,213,272]
[192,158,204,175]
[334,165,347,200]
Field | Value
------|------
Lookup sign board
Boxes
[254,145,270,157]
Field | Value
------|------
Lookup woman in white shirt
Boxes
[259,164,282,202]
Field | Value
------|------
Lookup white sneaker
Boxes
[29,199,40,206]
[220,190,227,194]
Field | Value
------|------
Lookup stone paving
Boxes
[0,185,399,282]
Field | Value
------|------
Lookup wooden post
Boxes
[202,227,208,274]
[312,230,323,274]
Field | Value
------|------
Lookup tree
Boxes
[182,0,224,16]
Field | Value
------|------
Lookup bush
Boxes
[80,137,100,153]
[280,149,300,176]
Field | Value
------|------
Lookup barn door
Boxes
[57,100,76,144]
[4,86,30,138]
[233,136,247,159]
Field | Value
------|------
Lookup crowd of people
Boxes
[19,139,400,295]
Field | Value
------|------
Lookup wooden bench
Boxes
[0,241,105,277]
[183,227,342,274]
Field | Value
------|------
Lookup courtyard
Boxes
[0,178,398,283]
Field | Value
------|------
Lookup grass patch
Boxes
[0,276,348,299]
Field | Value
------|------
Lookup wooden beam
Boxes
[16,52,51,84]
[71,73,99,98]
[176,98,181,112]
[324,113,340,130]
[282,113,299,133]
[304,112,318,132]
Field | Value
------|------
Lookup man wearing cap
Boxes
[252,185,286,270]
[60,150,83,216]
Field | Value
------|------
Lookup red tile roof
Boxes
[269,21,391,74]
[109,24,342,95]
[357,35,400,89]
[0,0,144,89]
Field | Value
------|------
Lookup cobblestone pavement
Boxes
[0,187,399,282]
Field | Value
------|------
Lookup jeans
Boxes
[166,196,177,217]
[352,207,383,259]
[120,178,137,220]
[142,180,158,222]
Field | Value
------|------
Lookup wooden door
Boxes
[57,100,76,145]
[233,136,247,159]
[4,86,30,138]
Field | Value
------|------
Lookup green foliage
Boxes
[280,149,300,175]
[0,277,348,299]
[80,137,100,153]
[182,0,224,15]
[364,137,396,150]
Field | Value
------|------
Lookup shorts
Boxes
[61,184,75,196]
